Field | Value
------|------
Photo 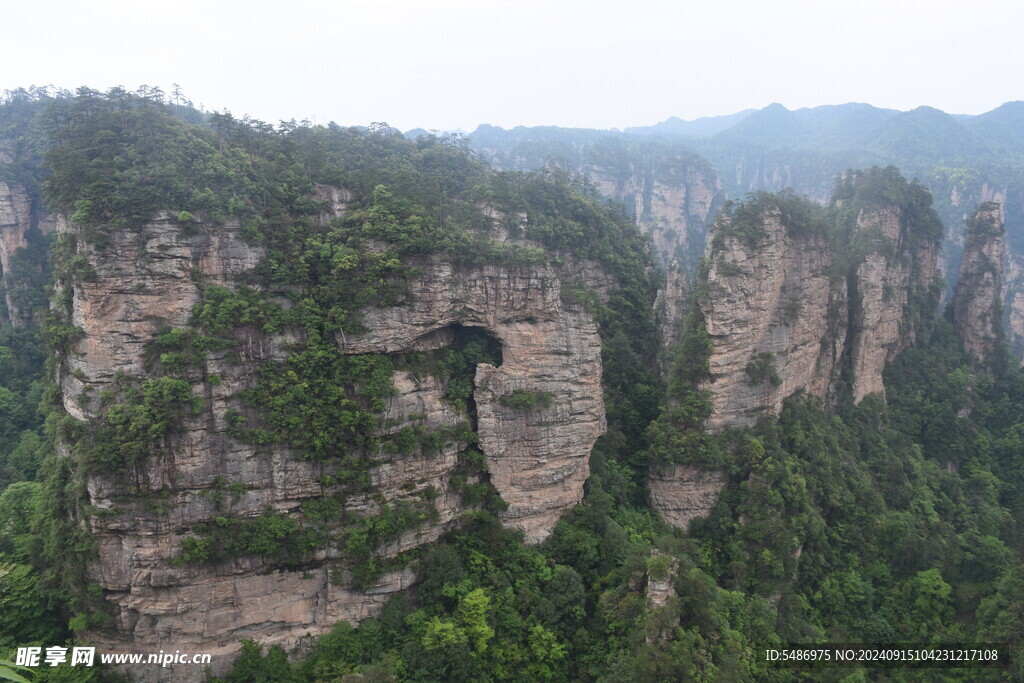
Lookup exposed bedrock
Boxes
[952,202,1006,362]
[58,208,606,678]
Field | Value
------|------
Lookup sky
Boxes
[3,0,1022,132]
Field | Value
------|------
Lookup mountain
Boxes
[624,108,756,138]
[2,89,1024,681]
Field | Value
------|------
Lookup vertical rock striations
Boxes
[846,201,941,401]
[650,168,943,530]
[54,203,608,678]
[952,202,1006,362]
[0,179,57,324]
[470,129,723,353]
[699,196,845,428]
[695,172,941,425]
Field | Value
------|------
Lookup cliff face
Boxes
[58,207,605,676]
[581,161,719,267]
[1004,259,1024,363]
[700,207,844,428]
[655,264,688,355]
[848,205,940,401]
[697,187,940,424]
[647,465,728,531]
[0,179,57,324]
[650,174,942,530]
[471,134,723,353]
[952,202,1006,361]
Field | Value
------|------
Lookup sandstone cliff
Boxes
[471,132,723,353]
[581,158,718,267]
[847,203,940,401]
[695,174,941,422]
[647,465,728,531]
[650,171,942,530]
[700,203,844,428]
[952,202,1006,362]
[0,179,57,324]
[56,205,607,678]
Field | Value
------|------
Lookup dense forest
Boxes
[0,88,1023,682]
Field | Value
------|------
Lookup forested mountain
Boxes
[469,101,1024,357]
[0,88,1023,682]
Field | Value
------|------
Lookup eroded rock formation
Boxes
[698,185,941,425]
[847,204,940,401]
[952,202,1006,362]
[700,206,845,428]
[647,465,728,531]
[0,179,57,324]
[471,132,722,349]
[651,174,942,530]
[57,207,606,678]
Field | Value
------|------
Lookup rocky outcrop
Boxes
[0,181,32,277]
[0,179,57,324]
[656,264,689,356]
[848,205,940,401]
[578,157,719,355]
[58,206,606,678]
[696,184,941,424]
[651,177,943,531]
[471,133,721,354]
[1004,257,1024,364]
[700,207,845,428]
[648,465,727,531]
[582,161,719,267]
[335,256,606,542]
[952,202,1005,361]
[472,134,721,270]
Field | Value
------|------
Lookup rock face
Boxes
[651,177,942,530]
[698,193,940,425]
[1004,258,1024,364]
[471,132,722,351]
[0,179,57,324]
[700,207,845,428]
[952,202,1006,361]
[656,264,689,357]
[57,209,606,678]
[847,205,940,402]
[582,161,719,267]
[647,465,728,531]
[472,134,721,269]
[335,256,606,542]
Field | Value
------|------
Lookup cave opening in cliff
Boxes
[403,324,502,426]
[436,325,502,426]
[403,324,503,500]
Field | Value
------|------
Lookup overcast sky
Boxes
[3,0,1021,132]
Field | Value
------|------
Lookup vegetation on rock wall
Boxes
[2,88,1024,681]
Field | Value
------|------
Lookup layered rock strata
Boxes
[699,198,940,424]
[473,134,722,351]
[847,205,940,401]
[57,208,605,678]
[700,207,845,428]
[952,202,1006,361]
[647,465,728,531]
[651,185,941,530]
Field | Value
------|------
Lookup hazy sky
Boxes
[3,0,1021,132]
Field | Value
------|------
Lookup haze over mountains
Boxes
[462,100,1024,354]
[4,86,1024,680]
